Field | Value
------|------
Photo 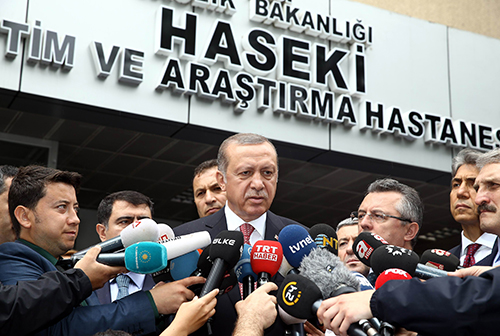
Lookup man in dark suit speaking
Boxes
[174,133,301,336]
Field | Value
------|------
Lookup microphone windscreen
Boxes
[161,231,212,260]
[157,223,175,243]
[375,268,412,290]
[420,249,460,271]
[309,223,338,255]
[195,245,213,277]
[209,230,244,268]
[299,247,359,299]
[235,244,257,282]
[371,245,419,276]
[121,218,160,248]
[278,224,315,267]
[351,271,374,291]
[278,305,307,325]
[250,240,283,276]
[124,241,168,274]
[277,274,322,320]
[170,250,200,280]
[353,231,389,266]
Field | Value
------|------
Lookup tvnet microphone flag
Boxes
[199,230,244,297]
[278,224,315,268]
[353,232,389,267]
[235,244,257,299]
[375,268,412,290]
[371,245,448,279]
[250,240,283,287]
[309,223,338,255]
[74,218,160,257]
[420,249,460,271]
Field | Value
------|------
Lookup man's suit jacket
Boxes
[91,274,156,304]
[449,237,499,266]
[0,241,157,336]
[174,207,301,336]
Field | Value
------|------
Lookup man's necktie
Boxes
[115,274,131,300]
[239,223,255,245]
[463,243,481,268]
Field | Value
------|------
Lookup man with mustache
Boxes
[315,149,500,336]
[174,133,301,336]
[448,149,498,266]
[192,159,227,218]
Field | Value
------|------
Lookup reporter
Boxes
[232,282,278,336]
[0,246,125,335]
[160,288,218,336]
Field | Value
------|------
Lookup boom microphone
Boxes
[309,223,338,255]
[250,240,283,287]
[299,248,379,336]
[74,218,159,257]
[353,232,388,267]
[278,225,315,268]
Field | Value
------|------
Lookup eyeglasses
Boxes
[352,210,412,224]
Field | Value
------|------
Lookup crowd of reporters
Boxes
[0,135,499,336]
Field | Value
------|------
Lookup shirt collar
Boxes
[18,239,59,266]
[111,272,145,287]
[460,231,497,254]
[224,203,266,239]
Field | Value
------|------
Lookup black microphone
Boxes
[299,248,380,336]
[353,232,389,267]
[309,223,338,255]
[371,245,448,279]
[199,230,244,297]
[420,248,460,271]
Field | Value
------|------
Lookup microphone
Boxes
[309,223,338,255]
[157,223,175,243]
[71,241,168,274]
[159,231,212,260]
[278,224,315,269]
[250,240,283,287]
[235,244,257,299]
[353,232,389,267]
[375,268,412,290]
[74,218,159,257]
[170,250,200,281]
[299,248,379,336]
[219,268,237,295]
[199,230,244,297]
[371,245,448,279]
[420,249,460,271]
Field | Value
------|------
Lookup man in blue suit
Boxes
[92,190,156,304]
[175,133,301,336]
[448,149,498,266]
[0,165,204,336]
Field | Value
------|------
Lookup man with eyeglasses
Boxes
[356,178,423,250]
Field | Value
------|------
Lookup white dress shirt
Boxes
[110,272,146,301]
[459,231,497,266]
[224,203,266,245]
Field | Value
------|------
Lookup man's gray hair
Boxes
[451,148,481,176]
[0,165,18,194]
[336,217,358,233]
[366,178,423,248]
[477,148,500,169]
[217,133,278,178]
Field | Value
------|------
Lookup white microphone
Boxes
[160,231,212,260]
[157,223,175,243]
[74,218,159,257]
